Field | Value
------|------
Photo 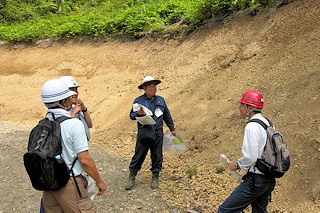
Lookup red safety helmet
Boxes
[237,90,264,108]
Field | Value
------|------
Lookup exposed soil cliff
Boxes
[0,0,319,212]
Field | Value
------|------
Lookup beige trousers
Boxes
[42,175,95,213]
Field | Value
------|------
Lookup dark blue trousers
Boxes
[218,173,276,213]
[129,135,163,173]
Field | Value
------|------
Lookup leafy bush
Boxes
[0,0,274,42]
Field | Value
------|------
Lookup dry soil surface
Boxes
[0,0,319,212]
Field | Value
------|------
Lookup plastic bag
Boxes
[163,134,186,151]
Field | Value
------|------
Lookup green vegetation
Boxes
[0,0,273,42]
[186,166,197,178]
[215,164,226,174]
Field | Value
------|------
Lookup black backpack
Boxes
[23,114,77,191]
[249,118,290,179]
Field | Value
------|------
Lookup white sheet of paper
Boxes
[133,103,156,125]
[135,115,156,125]
[155,108,163,118]
[132,103,153,115]
[132,103,140,111]
[220,154,242,182]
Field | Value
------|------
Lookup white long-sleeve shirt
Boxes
[237,113,269,174]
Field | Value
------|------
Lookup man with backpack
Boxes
[39,79,106,212]
[218,90,276,213]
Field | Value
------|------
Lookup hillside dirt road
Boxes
[0,121,178,212]
[0,0,319,212]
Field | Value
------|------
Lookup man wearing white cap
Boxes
[125,76,177,190]
[40,79,106,212]
[60,76,92,141]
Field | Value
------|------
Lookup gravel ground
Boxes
[0,122,180,213]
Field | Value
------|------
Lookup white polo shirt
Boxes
[47,109,89,176]
[60,118,89,176]
[237,113,268,174]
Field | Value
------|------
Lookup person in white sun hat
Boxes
[125,76,177,190]
[40,79,106,212]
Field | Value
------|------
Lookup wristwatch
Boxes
[234,163,239,170]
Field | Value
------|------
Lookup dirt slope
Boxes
[0,0,319,212]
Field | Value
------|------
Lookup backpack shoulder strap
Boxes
[264,117,273,127]
[45,112,72,124]
[55,116,72,123]
[248,118,269,130]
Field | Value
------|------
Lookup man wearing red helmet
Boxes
[218,90,276,213]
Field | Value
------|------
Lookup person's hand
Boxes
[137,107,145,116]
[77,99,86,111]
[171,131,177,136]
[71,104,81,117]
[74,104,82,113]
[96,181,107,196]
[228,162,238,171]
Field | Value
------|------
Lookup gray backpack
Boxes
[249,118,290,179]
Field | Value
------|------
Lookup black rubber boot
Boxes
[151,172,159,189]
[125,171,137,190]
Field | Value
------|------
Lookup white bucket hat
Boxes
[138,76,161,89]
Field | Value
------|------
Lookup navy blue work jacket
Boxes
[130,94,175,135]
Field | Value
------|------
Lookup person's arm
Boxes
[130,107,138,120]
[83,111,93,128]
[162,99,176,133]
[78,99,93,128]
[70,104,81,118]
[237,125,260,170]
[130,97,144,120]
[77,150,106,195]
